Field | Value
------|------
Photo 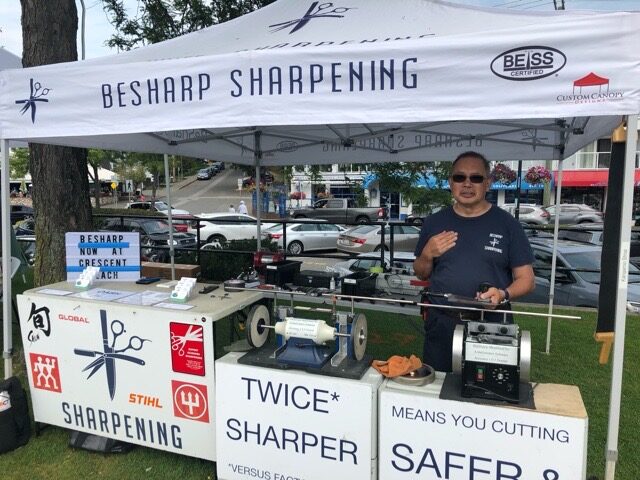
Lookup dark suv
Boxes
[101,218,197,262]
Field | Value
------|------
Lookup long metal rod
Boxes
[163,154,175,280]
[225,286,581,320]
[546,155,564,353]
[605,114,637,480]
[255,131,262,250]
[2,139,13,378]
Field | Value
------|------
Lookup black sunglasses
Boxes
[451,174,486,184]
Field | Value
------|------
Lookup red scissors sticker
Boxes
[170,323,205,376]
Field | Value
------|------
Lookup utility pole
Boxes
[544,0,564,206]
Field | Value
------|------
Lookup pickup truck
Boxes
[291,198,385,224]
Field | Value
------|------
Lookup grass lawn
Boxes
[1,300,638,479]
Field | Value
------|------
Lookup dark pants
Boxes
[423,309,463,373]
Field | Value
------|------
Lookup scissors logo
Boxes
[74,310,150,400]
[15,78,51,124]
[269,2,355,34]
[171,325,203,357]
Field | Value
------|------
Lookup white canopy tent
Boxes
[1,1,639,477]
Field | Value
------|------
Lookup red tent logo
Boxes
[573,72,609,94]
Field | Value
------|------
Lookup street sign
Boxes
[111,181,117,190]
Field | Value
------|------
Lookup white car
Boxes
[262,221,347,254]
[189,213,275,244]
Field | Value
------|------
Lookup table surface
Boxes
[25,280,264,322]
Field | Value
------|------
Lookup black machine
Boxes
[452,321,531,403]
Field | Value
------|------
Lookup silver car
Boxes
[543,203,603,224]
[337,224,421,254]
[519,238,640,312]
[500,203,550,225]
[262,222,346,254]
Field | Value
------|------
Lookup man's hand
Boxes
[422,230,458,259]
[477,287,504,308]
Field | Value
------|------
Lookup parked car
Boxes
[519,238,640,312]
[500,203,550,225]
[165,214,198,233]
[556,224,640,262]
[189,213,275,245]
[337,224,421,254]
[328,251,417,277]
[210,161,224,172]
[291,198,386,224]
[101,217,197,262]
[543,203,603,224]
[242,172,274,187]
[126,200,190,215]
[262,221,347,254]
[197,167,215,180]
[10,205,34,224]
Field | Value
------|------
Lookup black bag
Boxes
[0,376,31,454]
[69,431,135,454]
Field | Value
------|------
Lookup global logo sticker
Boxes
[491,46,566,81]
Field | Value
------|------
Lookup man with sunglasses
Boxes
[413,151,535,372]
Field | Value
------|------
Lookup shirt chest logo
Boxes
[485,233,503,253]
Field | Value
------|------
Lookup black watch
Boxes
[502,288,511,302]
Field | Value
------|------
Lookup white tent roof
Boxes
[0,0,638,166]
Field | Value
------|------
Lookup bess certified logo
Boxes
[491,46,566,81]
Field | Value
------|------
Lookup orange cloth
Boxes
[372,355,422,378]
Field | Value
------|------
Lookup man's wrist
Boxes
[501,288,511,302]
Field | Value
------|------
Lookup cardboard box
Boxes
[141,262,201,280]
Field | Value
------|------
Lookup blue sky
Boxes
[1,0,638,60]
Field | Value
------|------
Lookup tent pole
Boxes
[1,139,13,378]
[255,131,262,251]
[605,114,637,480]
[164,154,175,280]
[545,157,563,354]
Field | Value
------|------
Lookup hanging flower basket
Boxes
[524,165,552,185]
[491,163,517,185]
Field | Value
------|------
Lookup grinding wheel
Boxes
[452,324,465,375]
[246,304,271,348]
[520,330,532,383]
[350,313,368,361]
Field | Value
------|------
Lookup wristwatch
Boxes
[502,288,511,302]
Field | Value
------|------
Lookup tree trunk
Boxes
[21,0,93,286]
[92,164,101,209]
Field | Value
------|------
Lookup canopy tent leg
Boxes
[2,139,13,378]
[545,157,564,354]
[255,131,262,251]
[164,154,176,280]
[605,114,637,480]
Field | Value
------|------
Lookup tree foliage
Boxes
[371,162,453,215]
[102,0,276,51]
[9,148,30,178]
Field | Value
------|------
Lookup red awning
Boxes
[573,72,609,87]
[554,169,640,187]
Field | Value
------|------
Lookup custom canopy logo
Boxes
[269,2,355,34]
[15,78,51,123]
[491,46,566,81]
[556,72,624,104]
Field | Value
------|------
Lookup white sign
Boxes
[216,353,381,480]
[65,232,141,282]
[379,381,588,480]
[18,294,216,461]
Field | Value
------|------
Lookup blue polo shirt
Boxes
[414,205,534,302]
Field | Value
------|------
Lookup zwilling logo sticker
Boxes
[29,353,62,393]
[269,2,355,34]
[15,78,51,123]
